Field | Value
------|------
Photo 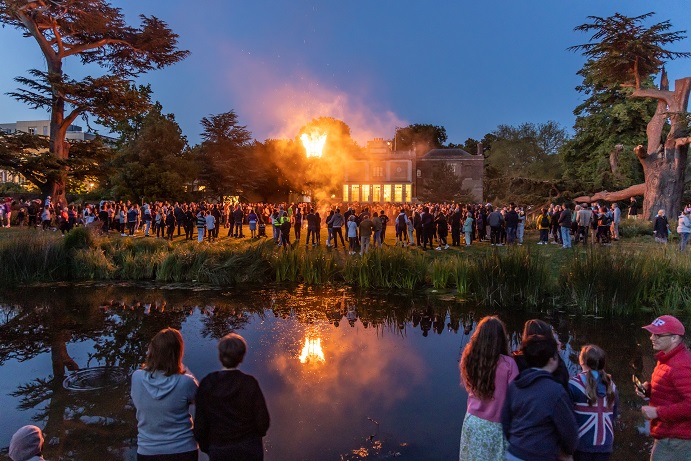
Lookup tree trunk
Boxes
[632,77,691,220]
[573,183,646,203]
[48,61,70,208]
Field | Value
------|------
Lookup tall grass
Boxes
[4,231,691,317]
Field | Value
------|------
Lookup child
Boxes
[568,345,618,461]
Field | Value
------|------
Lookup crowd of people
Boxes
[459,314,691,461]
[9,195,691,252]
[6,314,689,461]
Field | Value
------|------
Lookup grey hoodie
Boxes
[131,369,199,456]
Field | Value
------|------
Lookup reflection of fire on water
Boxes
[300,132,327,158]
[299,337,325,364]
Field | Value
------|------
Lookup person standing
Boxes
[359,214,373,255]
[131,328,199,461]
[653,210,670,244]
[197,211,207,243]
[558,203,573,249]
[568,345,618,461]
[536,208,551,245]
[501,333,579,461]
[195,333,270,461]
[463,211,474,247]
[459,316,518,461]
[610,203,621,240]
[677,210,691,252]
[629,197,639,219]
[639,315,691,461]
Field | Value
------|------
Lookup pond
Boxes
[0,284,656,460]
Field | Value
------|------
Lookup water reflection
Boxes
[0,285,656,460]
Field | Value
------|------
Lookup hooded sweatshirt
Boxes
[131,369,198,456]
[9,425,44,461]
[501,367,579,461]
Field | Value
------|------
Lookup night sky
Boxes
[1,1,690,145]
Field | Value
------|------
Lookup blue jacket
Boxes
[502,368,579,461]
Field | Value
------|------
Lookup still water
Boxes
[0,284,657,460]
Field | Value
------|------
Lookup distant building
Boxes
[342,138,416,203]
[0,120,114,186]
[416,148,484,202]
[341,138,484,204]
[0,120,103,141]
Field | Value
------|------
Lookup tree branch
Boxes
[63,38,137,58]
[631,87,674,106]
[573,183,646,203]
[15,9,57,66]
[676,137,691,147]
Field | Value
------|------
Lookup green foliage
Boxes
[0,233,67,284]
[417,162,474,203]
[619,219,654,238]
[569,12,690,89]
[483,122,567,204]
[62,226,95,251]
[395,124,448,156]
[106,106,198,203]
[197,111,255,198]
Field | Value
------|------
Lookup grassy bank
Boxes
[0,225,689,317]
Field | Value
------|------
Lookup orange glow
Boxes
[300,132,327,158]
[299,336,325,364]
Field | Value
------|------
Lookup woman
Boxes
[347,215,358,255]
[248,208,259,239]
[195,333,270,461]
[653,209,670,244]
[568,345,618,461]
[459,316,518,461]
[512,319,570,389]
[9,425,46,461]
[677,210,691,251]
[131,328,198,461]
[463,211,474,247]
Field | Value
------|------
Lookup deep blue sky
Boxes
[1,1,690,146]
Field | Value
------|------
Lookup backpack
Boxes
[397,214,406,228]
[540,214,550,228]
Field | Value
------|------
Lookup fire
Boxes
[299,336,325,364]
[300,131,327,158]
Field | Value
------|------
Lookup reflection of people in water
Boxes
[9,425,46,461]
[131,328,199,461]
[511,319,570,389]
[194,333,270,461]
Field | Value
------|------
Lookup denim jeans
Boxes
[561,226,571,248]
[680,232,690,251]
[507,226,516,244]
[651,438,691,461]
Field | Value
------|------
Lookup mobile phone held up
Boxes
[632,374,647,394]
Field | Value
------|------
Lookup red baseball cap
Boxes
[642,315,686,336]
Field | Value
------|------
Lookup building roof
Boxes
[422,148,474,159]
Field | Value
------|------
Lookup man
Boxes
[328,208,345,249]
[639,315,691,461]
[502,333,579,461]
[505,206,519,245]
[359,214,373,255]
[611,203,621,240]
[576,204,593,245]
[558,203,573,249]
[487,206,504,246]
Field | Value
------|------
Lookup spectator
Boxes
[639,315,691,461]
[195,333,270,461]
[9,425,46,461]
[131,328,199,461]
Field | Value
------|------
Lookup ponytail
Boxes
[584,370,598,405]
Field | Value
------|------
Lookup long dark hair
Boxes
[460,316,509,401]
[143,328,185,376]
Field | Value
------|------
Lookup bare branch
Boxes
[676,137,691,147]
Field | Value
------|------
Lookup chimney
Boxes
[476,142,483,156]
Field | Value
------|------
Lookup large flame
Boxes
[300,132,327,158]
[299,336,325,364]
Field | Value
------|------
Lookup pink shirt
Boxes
[465,354,519,423]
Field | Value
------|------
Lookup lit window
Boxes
[373,185,381,202]
[383,185,392,203]
[351,184,360,202]
[361,185,370,202]
[394,184,403,202]
[343,185,349,202]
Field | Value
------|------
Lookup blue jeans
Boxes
[561,226,571,248]
[507,226,516,244]
[651,438,691,461]
[680,232,690,251]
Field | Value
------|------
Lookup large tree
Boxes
[197,111,255,200]
[0,0,188,205]
[570,13,691,218]
[106,105,197,203]
[394,124,447,157]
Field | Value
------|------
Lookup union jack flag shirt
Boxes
[568,372,618,453]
